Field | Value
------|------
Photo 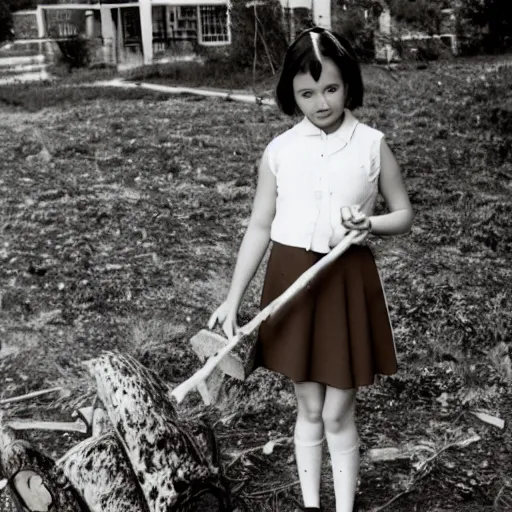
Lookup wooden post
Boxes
[139,0,153,65]
[379,7,392,63]
[36,5,46,57]
[373,0,394,63]
[100,6,115,64]
[85,10,94,39]
[36,5,46,38]
[117,8,123,65]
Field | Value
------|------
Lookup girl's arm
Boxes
[225,147,277,310]
[370,139,414,236]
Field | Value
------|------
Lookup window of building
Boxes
[152,6,167,40]
[167,6,198,40]
[123,7,141,47]
[199,5,230,45]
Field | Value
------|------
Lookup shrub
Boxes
[0,83,169,112]
[456,0,512,55]
[334,6,376,62]
[124,56,272,90]
[229,0,288,72]
[389,0,444,35]
[56,36,91,71]
[0,3,13,43]
[409,37,452,62]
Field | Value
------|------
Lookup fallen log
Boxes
[0,413,90,512]
[85,352,232,512]
[56,431,148,512]
[91,408,110,437]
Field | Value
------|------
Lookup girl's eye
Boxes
[327,87,338,93]
[302,92,312,98]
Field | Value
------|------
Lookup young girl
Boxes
[208,27,413,512]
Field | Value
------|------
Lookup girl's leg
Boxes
[322,386,358,512]
[294,381,326,509]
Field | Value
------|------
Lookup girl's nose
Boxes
[317,94,329,110]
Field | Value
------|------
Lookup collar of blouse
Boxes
[295,108,360,145]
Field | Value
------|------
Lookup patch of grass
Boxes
[47,62,119,83]
[123,56,277,93]
[0,82,170,112]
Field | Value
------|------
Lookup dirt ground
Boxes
[0,57,511,512]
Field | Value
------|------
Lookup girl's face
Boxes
[292,57,347,134]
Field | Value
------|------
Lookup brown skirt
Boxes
[251,241,398,389]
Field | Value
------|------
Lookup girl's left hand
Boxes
[329,205,370,248]
[341,205,371,232]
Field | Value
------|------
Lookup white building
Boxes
[14,0,332,66]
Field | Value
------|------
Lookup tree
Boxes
[456,0,512,53]
[1,0,39,43]
[332,0,386,61]
[6,0,39,11]
[0,3,14,43]
[229,0,289,72]
[388,0,446,35]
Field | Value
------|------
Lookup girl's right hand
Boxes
[208,301,240,340]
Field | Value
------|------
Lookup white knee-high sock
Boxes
[294,424,324,508]
[325,430,360,512]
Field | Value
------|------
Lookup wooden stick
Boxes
[498,170,512,181]
[6,419,88,434]
[243,479,301,498]
[226,436,292,469]
[0,387,62,405]
[369,434,481,512]
[92,79,276,106]
[171,230,366,404]
[469,410,505,429]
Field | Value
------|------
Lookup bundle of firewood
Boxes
[0,352,232,512]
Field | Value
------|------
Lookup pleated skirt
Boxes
[251,241,398,389]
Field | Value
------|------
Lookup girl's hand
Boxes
[208,301,240,340]
[329,205,370,248]
[341,205,371,232]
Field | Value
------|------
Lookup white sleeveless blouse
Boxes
[265,109,384,253]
